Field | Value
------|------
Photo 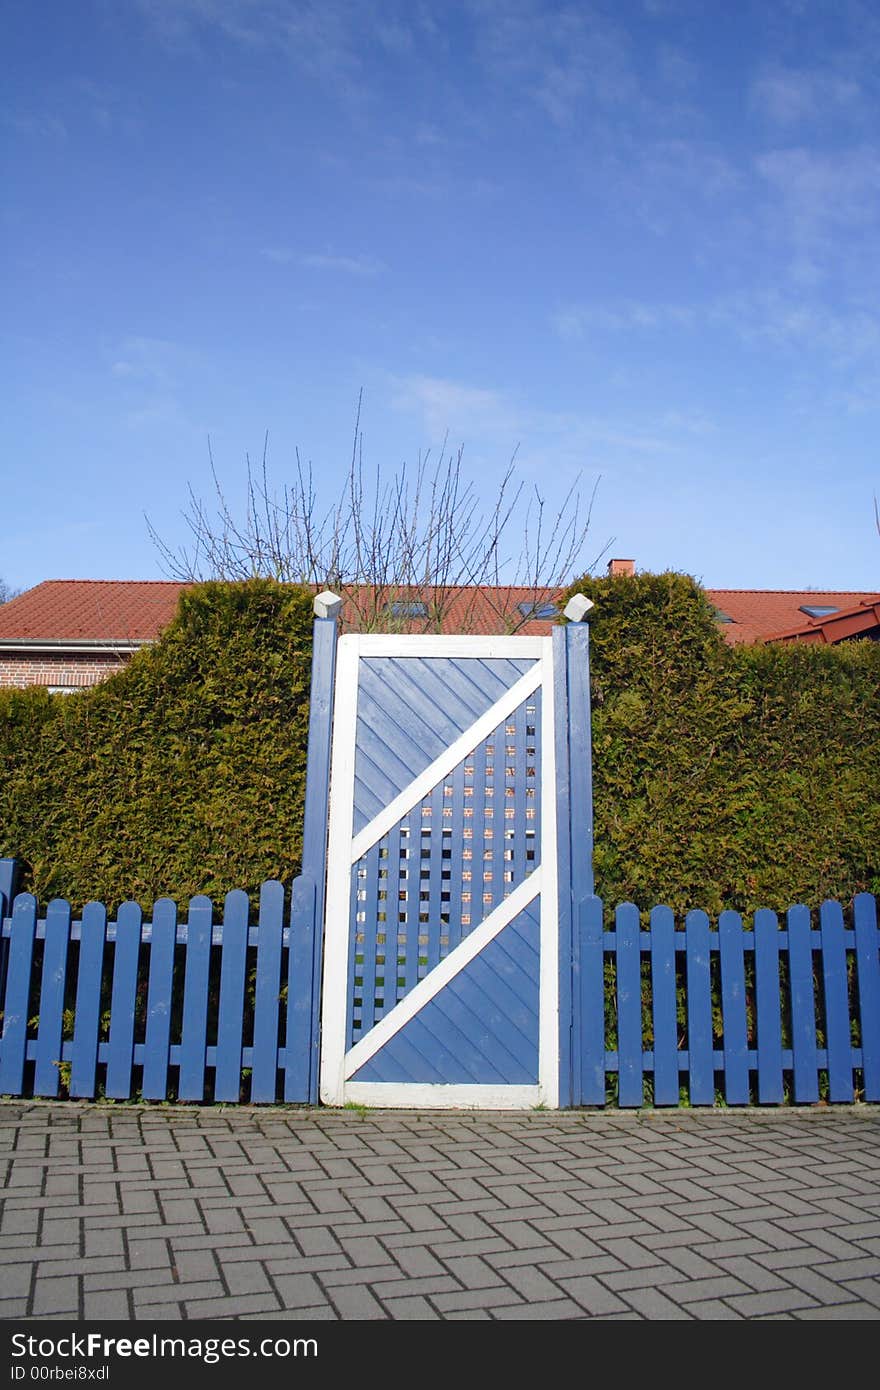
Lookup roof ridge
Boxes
[27,579,191,586]
[707,588,879,596]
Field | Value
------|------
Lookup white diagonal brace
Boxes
[343,868,542,1079]
[350,662,541,864]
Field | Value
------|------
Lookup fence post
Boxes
[0,858,21,1003]
[558,597,594,1106]
[288,592,341,1103]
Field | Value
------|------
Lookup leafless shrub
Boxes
[147,394,612,632]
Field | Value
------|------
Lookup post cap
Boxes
[563,593,595,623]
[314,590,343,620]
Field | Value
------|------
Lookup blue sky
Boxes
[3,0,879,594]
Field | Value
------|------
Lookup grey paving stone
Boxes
[726,1288,819,1316]
[0,1298,31,1319]
[555,1275,629,1316]
[83,1289,131,1319]
[687,1298,746,1319]
[127,1238,172,1270]
[221,1261,274,1296]
[327,1285,388,1319]
[392,1244,447,1278]
[271,1272,328,1307]
[598,1237,659,1269]
[441,1254,507,1288]
[617,1287,694,1319]
[172,1249,218,1282]
[3,1103,880,1322]
[601,1264,689,1293]
[430,1286,525,1314]
[181,1292,282,1319]
[492,1298,587,1319]
[136,1279,223,1305]
[0,1263,33,1297]
[795,1302,880,1320]
[343,1235,394,1267]
[31,1275,79,1316]
[499,1265,564,1302]
[381,1295,441,1319]
[841,1278,880,1309]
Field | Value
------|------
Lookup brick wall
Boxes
[0,652,130,690]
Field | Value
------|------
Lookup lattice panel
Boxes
[348,690,541,1047]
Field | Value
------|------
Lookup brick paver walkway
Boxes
[1,1102,878,1321]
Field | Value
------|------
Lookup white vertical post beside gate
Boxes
[319,632,570,1109]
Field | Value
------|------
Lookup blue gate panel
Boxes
[348,690,541,1049]
[353,657,536,832]
[350,904,540,1084]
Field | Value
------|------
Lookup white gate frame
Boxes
[319,634,559,1109]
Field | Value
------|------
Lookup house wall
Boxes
[0,652,128,690]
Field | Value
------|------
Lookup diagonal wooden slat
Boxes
[351,665,542,863]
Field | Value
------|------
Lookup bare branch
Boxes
[147,401,610,633]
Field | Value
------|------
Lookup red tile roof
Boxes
[708,590,880,645]
[768,596,880,645]
[0,579,877,646]
[0,581,192,642]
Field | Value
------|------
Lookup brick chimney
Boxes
[607,558,635,577]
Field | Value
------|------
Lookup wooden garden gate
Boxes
[318,623,593,1109]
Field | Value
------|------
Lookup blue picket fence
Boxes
[1,874,878,1107]
[574,894,880,1108]
[0,876,320,1105]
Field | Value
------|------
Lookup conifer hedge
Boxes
[564,569,880,915]
[0,580,314,912]
[0,571,877,916]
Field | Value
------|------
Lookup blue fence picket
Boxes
[0,859,21,1001]
[819,900,853,1102]
[141,898,177,1101]
[719,910,749,1104]
[214,890,250,1103]
[251,880,285,1103]
[105,902,142,1099]
[1,875,877,1112]
[616,903,642,1107]
[0,894,38,1096]
[70,902,107,1098]
[33,899,71,1097]
[686,910,714,1105]
[284,875,317,1102]
[788,904,819,1103]
[0,859,19,914]
[650,905,679,1106]
[854,893,880,1102]
[576,896,605,1105]
[754,909,784,1104]
[178,896,213,1102]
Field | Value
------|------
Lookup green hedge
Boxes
[1,571,877,917]
[564,570,880,915]
[0,580,314,913]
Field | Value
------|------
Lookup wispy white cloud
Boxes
[5,111,67,141]
[756,145,880,234]
[110,336,195,387]
[388,372,694,474]
[301,251,385,275]
[390,373,513,440]
[750,65,862,126]
[260,246,385,274]
[551,288,880,407]
[551,300,696,340]
[467,0,639,126]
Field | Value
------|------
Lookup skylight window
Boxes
[798,605,840,619]
[388,600,428,618]
[517,601,558,619]
[713,608,735,623]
